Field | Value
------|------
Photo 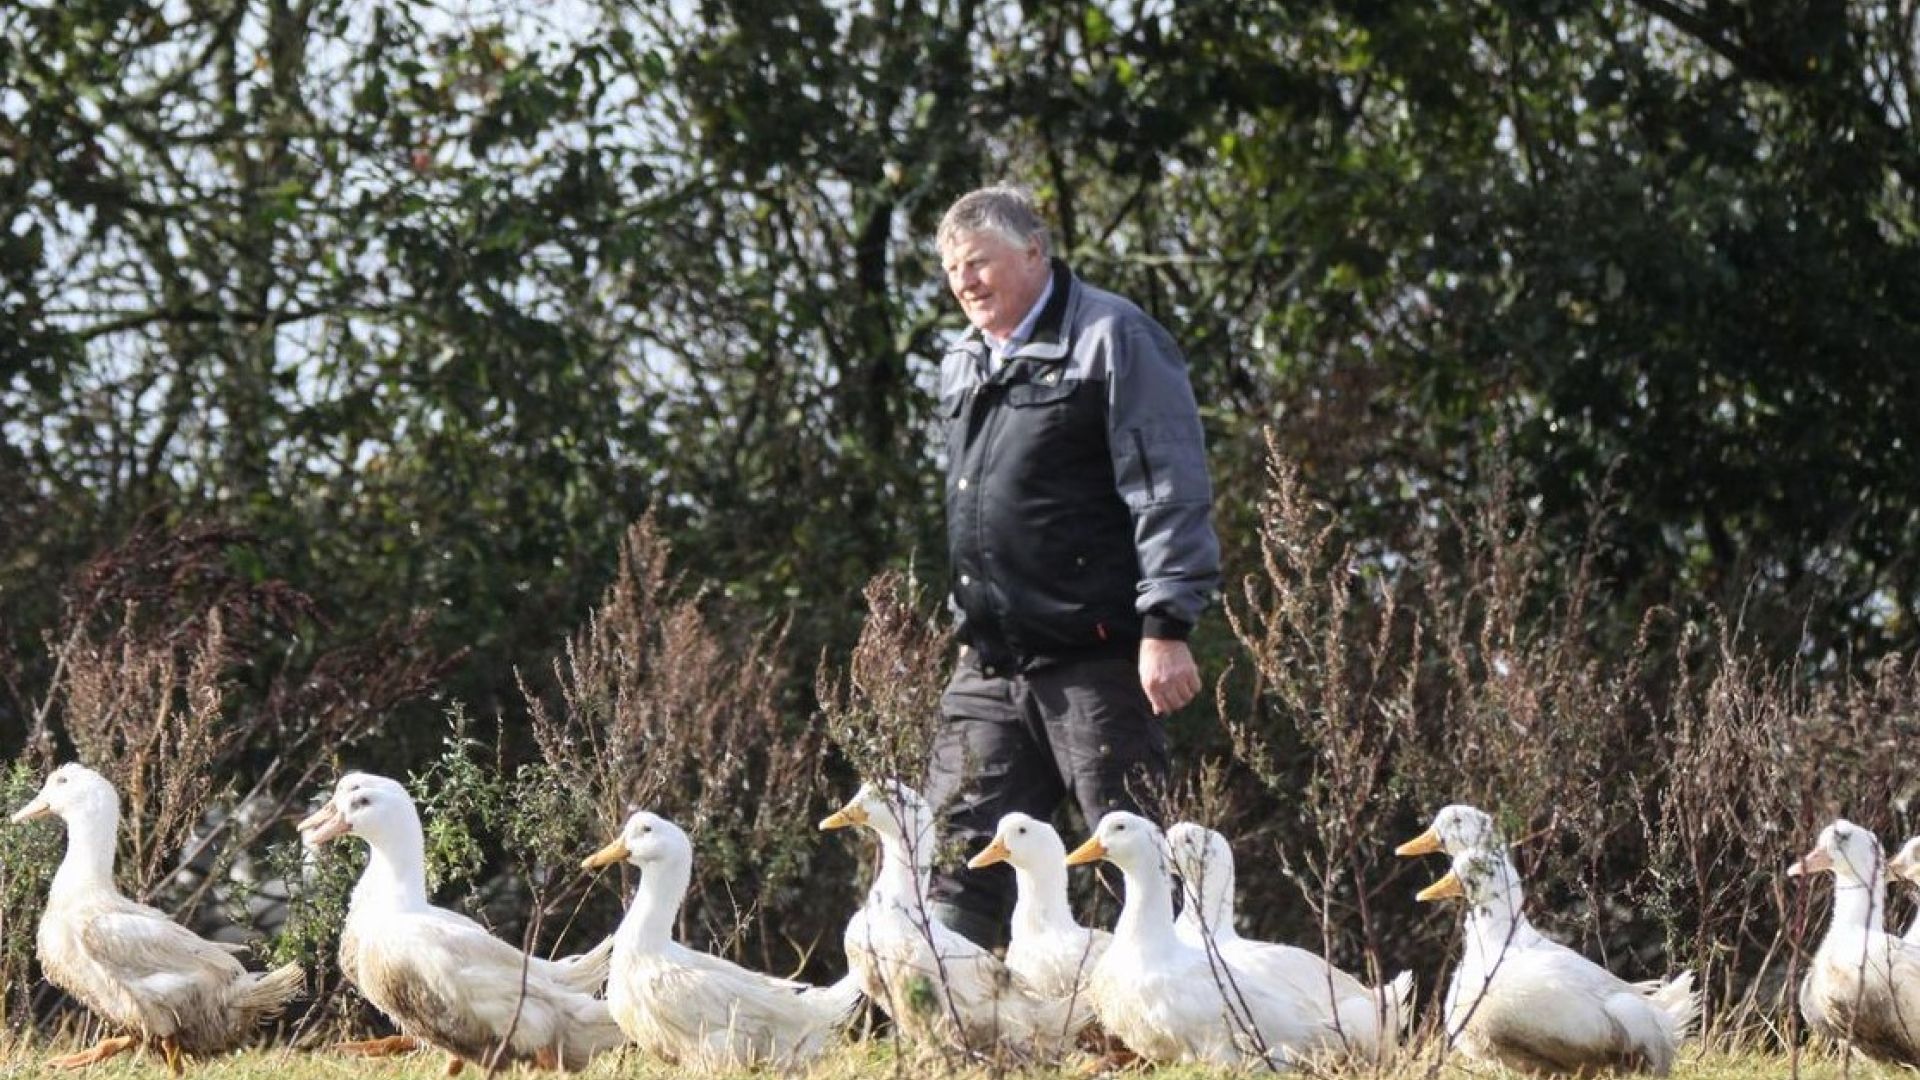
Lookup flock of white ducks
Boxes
[1397,804,1699,1075]
[1789,818,1920,1063]
[818,780,1084,1058]
[16,762,1912,1075]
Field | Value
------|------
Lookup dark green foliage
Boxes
[0,763,62,1023]
[5,0,1914,754]
[261,833,364,1018]
[409,714,502,896]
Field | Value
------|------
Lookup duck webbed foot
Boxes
[331,1034,422,1057]
[48,1034,140,1069]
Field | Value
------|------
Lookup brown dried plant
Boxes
[1220,428,1920,1063]
[816,569,950,786]
[59,602,235,899]
[7,520,449,1029]
[1219,433,1418,1001]
[1641,635,1920,1045]
[1221,433,1655,1057]
[525,512,827,965]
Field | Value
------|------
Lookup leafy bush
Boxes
[0,762,61,1025]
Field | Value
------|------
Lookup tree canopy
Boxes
[4,0,1916,755]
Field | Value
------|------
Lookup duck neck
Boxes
[1115,856,1180,948]
[1829,873,1887,938]
[1463,883,1535,964]
[1466,906,1525,962]
[1010,859,1075,938]
[618,855,690,953]
[873,823,934,903]
[358,823,432,912]
[50,805,121,900]
[1177,863,1237,942]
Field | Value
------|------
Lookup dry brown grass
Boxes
[523,511,830,967]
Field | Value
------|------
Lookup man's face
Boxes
[941,230,1050,341]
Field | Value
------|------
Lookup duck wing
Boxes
[1462,946,1677,1074]
[649,948,854,1064]
[358,911,616,1066]
[79,901,248,997]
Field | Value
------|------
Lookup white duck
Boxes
[819,780,1080,1057]
[966,812,1110,1000]
[1165,822,1411,1061]
[10,763,305,1075]
[1396,802,1504,859]
[581,810,860,1068]
[1068,811,1357,1068]
[1418,846,1698,1075]
[296,772,612,1060]
[303,774,624,1072]
[1881,835,1920,943]
[1790,818,1920,1063]
[299,774,611,990]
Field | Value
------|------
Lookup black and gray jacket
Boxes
[937,259,1221,673]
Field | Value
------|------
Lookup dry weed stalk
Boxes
[1220,434,1415,995]
[817,573,1055,1069]
[59,602,233,899]
[1644,636,1920,1043]
[816,569,949,785]
[1221,429,1920,1062]
[526,513,825,964]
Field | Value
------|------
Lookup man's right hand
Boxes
[1140,637,1201,716]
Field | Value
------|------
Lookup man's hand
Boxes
[1140,638,1202,716]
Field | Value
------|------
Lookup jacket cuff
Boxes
[1142,612,1193,641]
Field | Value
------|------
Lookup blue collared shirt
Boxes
[984,274,1055,366]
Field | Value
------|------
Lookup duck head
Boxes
[819,779,934,846]
[1790,818,1883,887]
[1417,846,1525,917]
[297,772,404,845]
[1065,811,1168,878]
[1164,822,1234,885]
[303,773,420,850]
[9,763,118,827]
[1397,803,1501,858]
[582,810,691,871]
[967,811,1066,870]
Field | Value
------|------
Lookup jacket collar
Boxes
[1003,258,1073,362]
[951,259,1074,369]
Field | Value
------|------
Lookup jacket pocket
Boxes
[1004,378,1079,407]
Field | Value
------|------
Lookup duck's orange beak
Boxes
[1065,837,1108,867]
[1416,870,1464,903]
[581,838,630,871]
[968,835,1012,869]
[1396,827,1444,858]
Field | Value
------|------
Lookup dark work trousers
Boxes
[923,646,1170,950]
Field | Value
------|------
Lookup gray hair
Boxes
[937,186,1050,257]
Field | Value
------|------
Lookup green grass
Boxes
[0,1041,1914,1079]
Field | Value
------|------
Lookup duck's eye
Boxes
[53,775,67,785]
[351,796,370,811]
[641,825,653,834]
[1017,826,1027,835]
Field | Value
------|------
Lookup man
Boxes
[924,186,1221,948]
